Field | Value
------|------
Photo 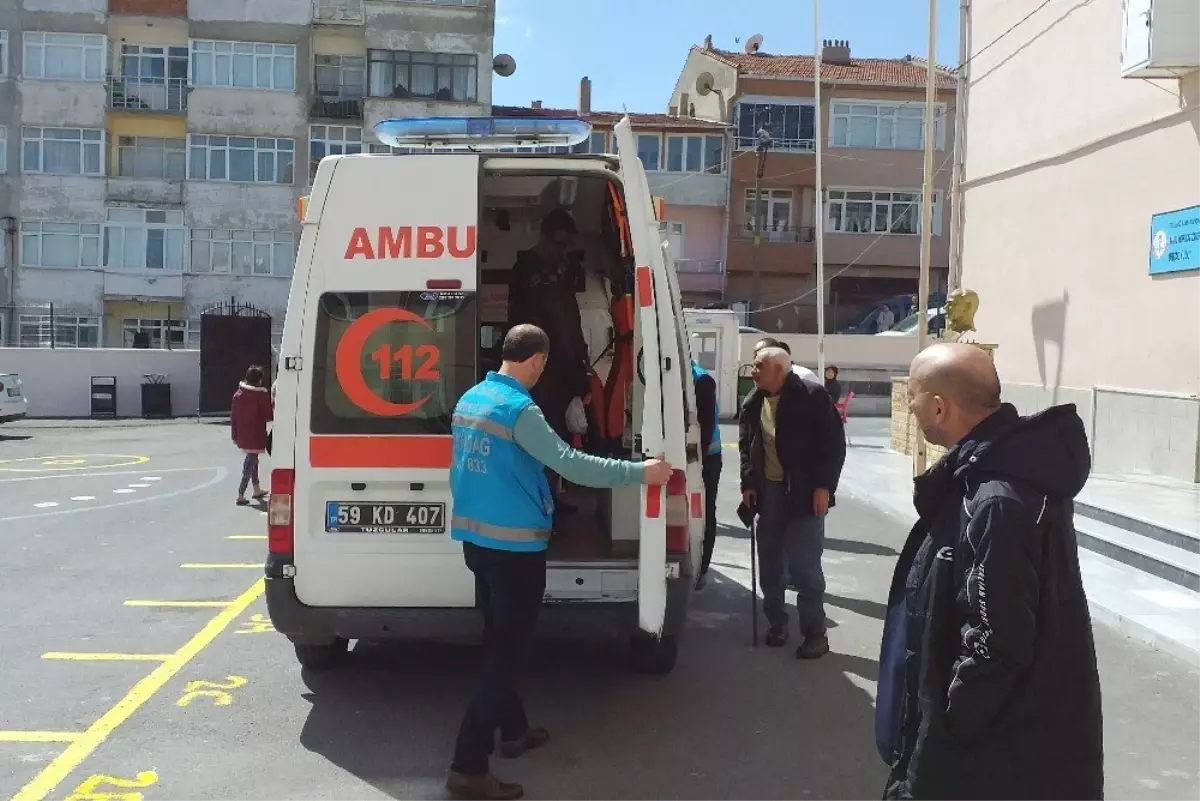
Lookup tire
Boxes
[629,633,679,675]
[294,638,348,670]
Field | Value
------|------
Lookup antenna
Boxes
[695,71,716,96]
[492,53,516,77]
[745,33,764,54]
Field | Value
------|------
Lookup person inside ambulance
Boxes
[447,323,671,801]
[506,208,592,516]
[691,358,722,590]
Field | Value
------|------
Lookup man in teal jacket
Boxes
[446,323,671,800]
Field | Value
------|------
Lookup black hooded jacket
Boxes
[878,403,1104,800]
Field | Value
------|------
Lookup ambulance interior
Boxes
[476,166,662,565]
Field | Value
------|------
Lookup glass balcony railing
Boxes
[107,75,187,113]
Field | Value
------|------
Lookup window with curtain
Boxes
[190,40,295,91]
[825,188,942,235]
[22,127,103,175]
[829,102,943,150]
[103,207,185,271]
[367,50,477,102]
[19,221,101,268]
[117,136,186,180]
[189,229,297,277]
[736,102,815,152]
[188,135,294,184]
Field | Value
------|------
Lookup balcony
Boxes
[728,226,816,276]
[313,0,365,24]
[107,76,187,113]
[674,259,724,295]
[734,224,815,244]
[310,84,364,120]
[103,271,184,300]
[734,135,815,154]
[106,177,185,206]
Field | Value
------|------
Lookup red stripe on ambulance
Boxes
[344,225,478,260]
[309,435,453,468]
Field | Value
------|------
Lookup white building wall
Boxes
[960,0,1200,481]
[187,0,311,26]
[18,176,107,220]
[186,88,308,137]
[18,81,108,128]
[16,268,105,310]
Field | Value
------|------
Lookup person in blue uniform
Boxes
[691,359,722,590]
[446,323,672,801]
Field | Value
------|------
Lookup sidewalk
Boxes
[839,419,1200,667]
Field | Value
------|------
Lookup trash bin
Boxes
[141,373,172,419]
[91,376,117,419]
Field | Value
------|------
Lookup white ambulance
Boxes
[265,116,708,675]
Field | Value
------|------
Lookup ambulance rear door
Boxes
[613,117,687,637]
[291,152,481,609]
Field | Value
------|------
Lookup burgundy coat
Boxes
[231,382,273,453]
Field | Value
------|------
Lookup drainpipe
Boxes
[948,0,971,292]
[2,216,14,345]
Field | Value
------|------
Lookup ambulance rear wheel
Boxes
[629,633,679,675]
[294,638,348,670]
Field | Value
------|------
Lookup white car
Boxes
[0,373,29,423]
[877,307,946,337]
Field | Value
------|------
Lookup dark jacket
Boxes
[738,372,846,516]
[231,382,273,452]
[877,403,1104,800]
[694,370,718,457]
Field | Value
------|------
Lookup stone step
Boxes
[1075,514,1200,592]
[1076,498,1199,555]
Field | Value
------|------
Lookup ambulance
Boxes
[265,116,707,675]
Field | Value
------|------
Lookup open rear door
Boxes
[613,117,674,637]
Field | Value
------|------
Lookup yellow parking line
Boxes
[14,579,265,801]
[42,653,171,662]
[226,535,267,540]
[0,731,82,743]
[180,563,261,569]
[123,600,233,608]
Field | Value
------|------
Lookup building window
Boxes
[121,317,191,349]
[0,126,6,174]
[825,189,942,235]
[736,102,815,152]
[314,54,365,97]
[575,131,607,155]
[23,32,106,81]
[0,31,8,78]
[187,135,294,184]
[743,188,795,237]
[636,134,660,171]
[189,229,296,277]
[18,314,101,348]
[190,40,296,92]
[309,125,362,181]
[104,208,185,271]
[664,134,724,173]
[830,102,945,150]
[19,221,102,268]
[115,44,189,112]
[117,136,186,180]
[21,127,104,175]
[367,50,477,102]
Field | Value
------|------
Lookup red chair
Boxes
[835,391,854,445]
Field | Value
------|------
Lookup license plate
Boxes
[6,388,19,397]
[325,502,446,534]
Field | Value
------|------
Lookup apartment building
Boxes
[0,0,495,348]
[496,76,732,307]
[959,0,1199,481]
[668,37,956,332]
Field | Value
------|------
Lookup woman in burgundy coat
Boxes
[230,365,273,505]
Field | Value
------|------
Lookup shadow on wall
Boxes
[1031,289,1069,405]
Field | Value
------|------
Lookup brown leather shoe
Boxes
[796,633,830,660]
[445,771,523,800]
[499,726,550,759]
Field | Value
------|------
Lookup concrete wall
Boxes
[14,267,104,310]
[18,175,107,220]
[667,205,724,262]
[19,81,108,127]
[960,0,1200,480]
[187,0,311,25]
[669,48,739,122]
[0,346,201,417]
[737,332,919,370]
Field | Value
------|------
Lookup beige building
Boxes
[959,0,1200,481]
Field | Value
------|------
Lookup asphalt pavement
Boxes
[0,419,1196,800]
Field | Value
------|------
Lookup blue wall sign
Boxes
[1149,205,1200,275]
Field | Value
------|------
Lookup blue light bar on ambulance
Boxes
[373,117,591,149]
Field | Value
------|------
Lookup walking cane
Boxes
[749,517,759,647]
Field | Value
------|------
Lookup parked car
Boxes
[877,307,946,337]
[0,373,29,423]
[839,292,945,335]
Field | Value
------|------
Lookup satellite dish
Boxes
[492,53,516,77]
[745,33,764,54]
[695,71,716,96]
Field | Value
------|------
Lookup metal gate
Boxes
[199,299,273,415]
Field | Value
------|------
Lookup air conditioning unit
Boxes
[1121,0,1200,78]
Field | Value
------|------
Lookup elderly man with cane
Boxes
[738,346,846,658]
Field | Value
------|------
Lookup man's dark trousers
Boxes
[756,480,826,637]
[700,453,723,574]
[451,542,546,776]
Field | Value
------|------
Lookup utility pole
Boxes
[948,0,970,292]
[914,0,938,477]
[750,123,772,324]
[813,2,826,378]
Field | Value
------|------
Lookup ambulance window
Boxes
[310,290,477,435]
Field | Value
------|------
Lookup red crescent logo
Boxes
[334,307,435,417]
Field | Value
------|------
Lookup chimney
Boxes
[680,92,690,117]
[578,76,592,115]
[668,104,679,117]
[531,100,542,110]
[703,34,713,50]
[821,39,851,65]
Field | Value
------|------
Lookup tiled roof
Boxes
[705,47,956,88]
[492,105,728,130]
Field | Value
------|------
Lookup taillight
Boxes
[268,468,295,555]
[0,381,5,393]
[665,469,689,554]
